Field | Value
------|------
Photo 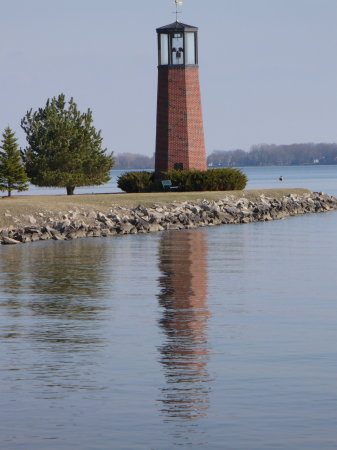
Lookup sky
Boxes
[1,0,336,156]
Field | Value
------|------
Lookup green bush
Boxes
[117,168,247,193]
[117,171,157,193]
[163,168,247,191]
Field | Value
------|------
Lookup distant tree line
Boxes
[114,153,154,170]
[114,143,337,170]
[207,143,337,167]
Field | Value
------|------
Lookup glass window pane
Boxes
[186,32,195,64]
[160,34,169,65]
[171,33,184,65]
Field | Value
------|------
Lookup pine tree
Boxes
[21,94,114,195]
[0,127,29,197]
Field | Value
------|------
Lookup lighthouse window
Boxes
[186,32,196,64]
[160,34,169,65]
[171,33,184,65]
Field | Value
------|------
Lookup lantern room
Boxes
[156,22,198,66]
[155,20,206,176]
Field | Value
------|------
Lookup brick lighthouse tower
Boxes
[155,16,207,177]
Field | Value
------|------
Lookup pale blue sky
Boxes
[1,0,336,156]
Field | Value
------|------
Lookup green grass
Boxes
[0,188,310,229]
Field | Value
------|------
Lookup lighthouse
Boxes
[154,18,207,177]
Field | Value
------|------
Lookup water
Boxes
[244,165,337,196]
[16,169,128,196]
[1,166,337,449]
[16,165,337,196]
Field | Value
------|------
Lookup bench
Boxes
[161,180,178,192]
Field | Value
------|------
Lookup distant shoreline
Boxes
[114,143,337,170]
[208,163,337,168]
[115,163,337,170]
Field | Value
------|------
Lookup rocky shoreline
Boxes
[1,191,337,245]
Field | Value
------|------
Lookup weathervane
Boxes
[174,0,183,22]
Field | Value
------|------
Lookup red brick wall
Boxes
[155,66,207,177]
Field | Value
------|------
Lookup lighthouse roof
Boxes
[156,21,198,33]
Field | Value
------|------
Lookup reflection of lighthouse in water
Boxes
[157,230,211,420]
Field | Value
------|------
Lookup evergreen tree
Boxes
[0,127,29,197]
[21,94,114,195]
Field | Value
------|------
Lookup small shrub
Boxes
[117,168,247,193]
[117,171,157,193]
[163,168,247,191]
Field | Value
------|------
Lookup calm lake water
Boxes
[2,166,337,449]
[17,164,337,196]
